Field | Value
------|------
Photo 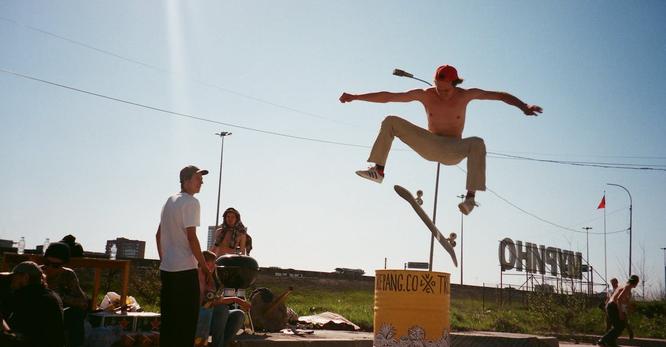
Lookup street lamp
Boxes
[214,131,232,229]
[392,68,441,272]
[607,183,633,278]
[582,226,592,294]
[661,247,665,296]
[458,194,465,285]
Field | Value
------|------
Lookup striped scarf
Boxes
[215,222,247,249]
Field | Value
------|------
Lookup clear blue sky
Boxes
[1,1,665,295]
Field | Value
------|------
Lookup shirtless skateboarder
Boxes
[339,65,542,215]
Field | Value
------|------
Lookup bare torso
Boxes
[420,87,473,138]
[211,229,247,256]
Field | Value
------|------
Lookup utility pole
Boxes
[582,226,593,294]
[607,183,632,278]
[392,68,441,272]
[662,247,666,297]
[458,194,465,285]
[214,131,232,229]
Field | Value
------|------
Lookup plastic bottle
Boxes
[17,237,25,255]
[43,238,50,254]
[110,244,117,260]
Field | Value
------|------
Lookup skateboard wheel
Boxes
[416,190,423,198]
[449,240,457,247]
[449,232,457,240]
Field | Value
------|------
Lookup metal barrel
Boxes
[374,270,451,346]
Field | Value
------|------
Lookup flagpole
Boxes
[604,191,607,290]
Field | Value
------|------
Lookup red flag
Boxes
[597,195,606,209]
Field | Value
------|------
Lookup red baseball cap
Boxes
[435,65,460,82]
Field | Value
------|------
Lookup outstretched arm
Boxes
[467,88,543,116]
[339,89,425,104]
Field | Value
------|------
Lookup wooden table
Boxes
[2,253,131,312]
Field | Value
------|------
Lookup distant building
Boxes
[0,239,14,248]
[334,268,365,276]
[207,226,218,250]
[106,237,145,259]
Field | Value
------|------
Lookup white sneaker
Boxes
[355,166,384,183]
[458,197,478,215]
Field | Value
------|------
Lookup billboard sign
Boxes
[498,237,583,279]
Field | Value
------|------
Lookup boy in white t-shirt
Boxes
[156,165,211,347]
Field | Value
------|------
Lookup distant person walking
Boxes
[340,65,542,215]
[598,275,639,347]
[156,165,211,347]
[603,278,619,331]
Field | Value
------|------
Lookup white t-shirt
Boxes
[159,192,200,272]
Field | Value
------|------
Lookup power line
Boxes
[0,67,640,238]
[3,16,664,167]
[569,207,627,229]
[0,68,368,148]
[489,149,666,161]
[0,16,352,127]
[487,186,627,235]
[454,166,628,236]
[0,17,666,171]
[3,67,665,172]
[488,153,666,171]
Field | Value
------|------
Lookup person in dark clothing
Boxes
[60,235,84,258]
[3,261,65,347]
[42,242,88,347]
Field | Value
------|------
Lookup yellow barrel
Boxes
[374,270,450,346]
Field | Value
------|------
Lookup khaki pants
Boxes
[368,115,486,191]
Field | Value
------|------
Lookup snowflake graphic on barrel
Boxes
[374,323,450,347]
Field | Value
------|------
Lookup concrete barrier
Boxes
[233,330,560,347]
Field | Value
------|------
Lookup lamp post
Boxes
[582,226,592,294]
[392,68,440,272]
[214,131,232,229]
[458,194,465,285]
[661,247,665,295]
[607,183,632,278]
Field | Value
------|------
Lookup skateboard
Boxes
[394,185,458,267]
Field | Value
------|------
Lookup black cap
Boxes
[12,261,43,280]
[44,242,71,263]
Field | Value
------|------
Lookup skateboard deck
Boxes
[394,185,458,267]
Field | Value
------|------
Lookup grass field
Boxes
[250,274,375,330]
[32,261,663,339]
[250,273,666,339]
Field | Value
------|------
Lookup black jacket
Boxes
[7,284,65,347]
